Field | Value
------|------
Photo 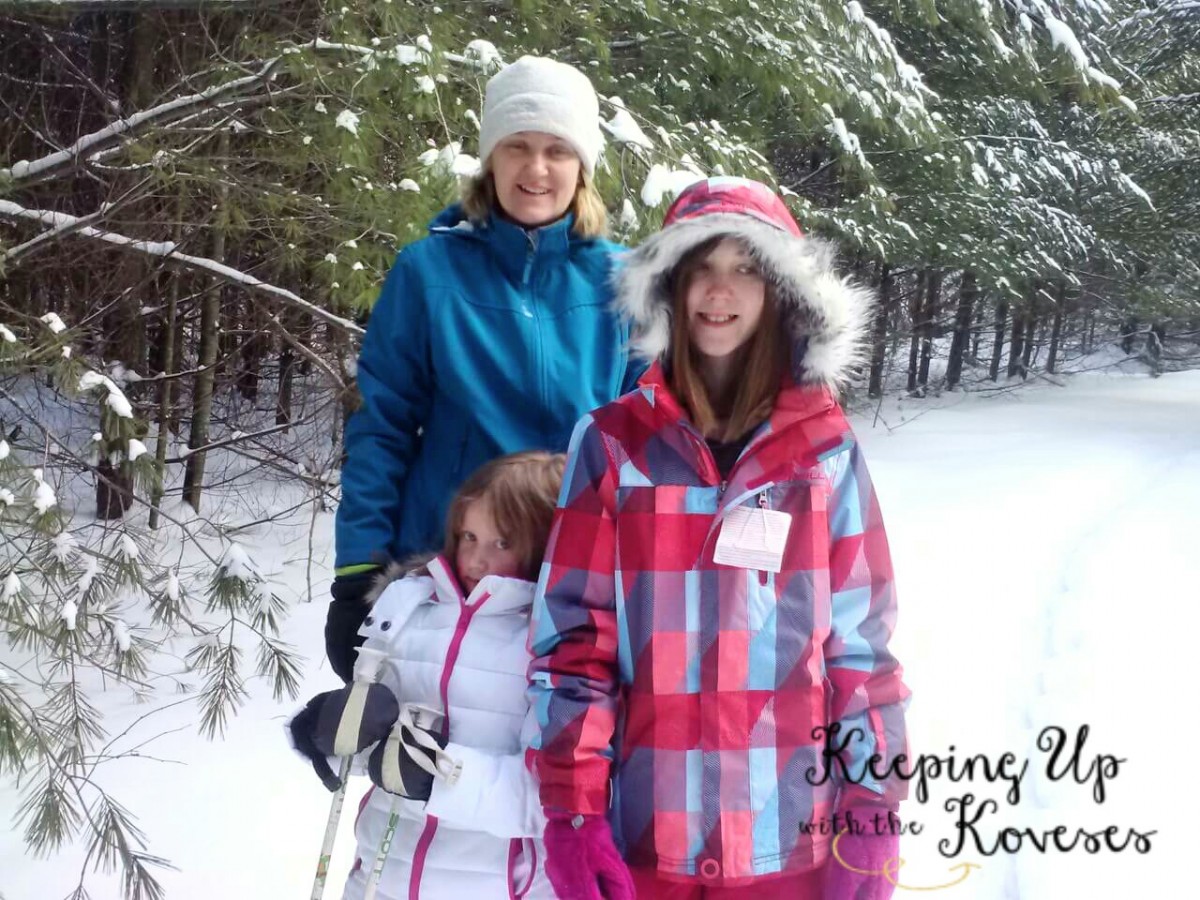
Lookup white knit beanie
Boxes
[478,56,604,175]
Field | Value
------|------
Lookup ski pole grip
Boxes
[352,646,387,683]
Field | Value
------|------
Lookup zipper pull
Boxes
[522,232,538,288]
[719,480,727,497]
[758,491,769,509]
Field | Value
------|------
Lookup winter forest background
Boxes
[1,1,1197,898]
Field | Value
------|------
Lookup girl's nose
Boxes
[464,550,484,575]
[707,277,734,300]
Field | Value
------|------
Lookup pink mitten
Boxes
[825,807,901,900]
[543,812,635,900]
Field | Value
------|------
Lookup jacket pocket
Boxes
[508,837,538,899]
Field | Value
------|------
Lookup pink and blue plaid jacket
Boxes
[528,363,909,885]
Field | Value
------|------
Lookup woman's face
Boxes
[455,498,522,595]
[683,238,767,364]
[490,131,581,228]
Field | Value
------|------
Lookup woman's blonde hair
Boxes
[461,163,608,238]
[440,451,566,582]
[667,237,789,442]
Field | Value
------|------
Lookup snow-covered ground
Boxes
[2,368,1196,899]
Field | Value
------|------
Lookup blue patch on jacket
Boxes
[335,204,644,568]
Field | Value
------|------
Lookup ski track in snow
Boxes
[1,370,1196,899]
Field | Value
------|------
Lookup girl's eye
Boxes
[460,531,476,543]
[496,539,511,551]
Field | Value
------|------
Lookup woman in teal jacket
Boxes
[327,56,643,680]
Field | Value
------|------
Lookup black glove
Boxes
[288,682,400,791]
[367,712,456,802]
[325,569,379,683]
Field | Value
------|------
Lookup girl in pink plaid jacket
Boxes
[528,178,911,900]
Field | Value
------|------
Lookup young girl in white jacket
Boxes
[290,451,564,900]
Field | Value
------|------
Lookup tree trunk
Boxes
[946,270,978,389]
[96,459,135,520]
[1121,316,1139,354]
[1020,281,1041,377]
[276,344,295,431]
[1046,280,1067,374]
[989,299,1008,381]
[237,296,266,402]
[149,191,184,530]
[1022,315,1038,375]
[906,268,926,394]
[1008,311,1026,379]
[182,132,229,513]
[917,267,941,388]
[868,262,893,398]
[970,287,986,361]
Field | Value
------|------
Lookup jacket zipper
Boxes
[408,592,491,900]
[757,491,770,585]
[522,231,550,439]
[521,231,537,288]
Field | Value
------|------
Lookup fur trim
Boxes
[363,559,417,606]
[614,213,874,388]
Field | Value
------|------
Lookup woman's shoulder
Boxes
[571,233,626,270]
[390,205,487,262]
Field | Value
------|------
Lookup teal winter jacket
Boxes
[334,204,642,569]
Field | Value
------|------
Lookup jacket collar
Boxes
[425,555,535,614]
[634,361,852,488]
[428,203,576,285]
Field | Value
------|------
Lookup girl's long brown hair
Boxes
[667,236,789,442]
[440,451,566,582]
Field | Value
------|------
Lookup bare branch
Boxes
[0,57,285,189]
[0,199,364,337]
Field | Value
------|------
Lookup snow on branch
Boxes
[0,57,285,188]
[1118,1,1200,26]
[0,199,364,338]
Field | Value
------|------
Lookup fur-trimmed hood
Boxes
[614,177,875,389]
[364,555,534,613]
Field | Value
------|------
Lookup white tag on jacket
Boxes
[713,505,792,573]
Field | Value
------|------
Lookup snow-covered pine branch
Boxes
[0,56,286,189]
[0,199,364,338]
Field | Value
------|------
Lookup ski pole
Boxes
[309,646,389,900]
[361,793,400,900]
[362,705,457,900]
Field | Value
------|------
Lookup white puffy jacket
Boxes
[340,556,552,900]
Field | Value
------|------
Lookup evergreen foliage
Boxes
[1,2,1197,895]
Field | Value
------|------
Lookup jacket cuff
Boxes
[539,777,610,816]
[424,742,488,823]
[836,784,900,813]
[335,563,382,577]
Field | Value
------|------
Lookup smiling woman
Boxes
[328,54,642,686]
[459,55,609,238]
[323,54,644,900]
[489,133,581,228]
